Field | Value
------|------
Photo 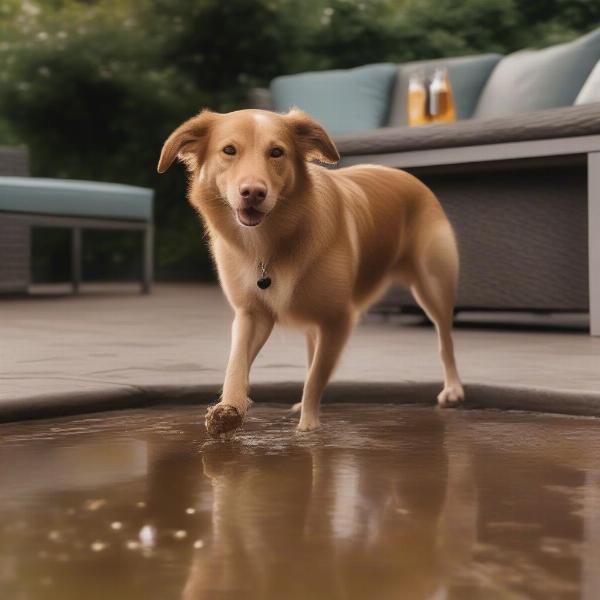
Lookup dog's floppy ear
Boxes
[286,108,340,165]
[157,110,216,173]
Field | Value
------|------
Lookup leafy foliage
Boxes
[0,0,598,279]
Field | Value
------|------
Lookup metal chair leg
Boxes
[589,152,600,336]
[71,227,82,294]
[142,224,153,294]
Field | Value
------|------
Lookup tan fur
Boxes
[159,108,464,434]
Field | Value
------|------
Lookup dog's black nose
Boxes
[240,183,267,207]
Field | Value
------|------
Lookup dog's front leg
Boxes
[298,313,353,432]
[205,308,274,437]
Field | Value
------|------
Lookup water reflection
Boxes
[186,410,447,600]
[0,405,598,600]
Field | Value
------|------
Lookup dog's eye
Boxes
[222,145,236,156]
[270,147,284,158]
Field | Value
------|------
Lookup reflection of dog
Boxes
[183,412,448,600]
[158,109,464,435]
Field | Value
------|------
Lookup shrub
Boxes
[1,0,598,280]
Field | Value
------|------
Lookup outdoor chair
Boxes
[250,28,600,335]
[0,147,154,294]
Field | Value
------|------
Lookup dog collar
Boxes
[257,261,271,289]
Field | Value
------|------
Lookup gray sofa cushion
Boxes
[388,54,502,125]
[576,60,600,105]
[270,63,397,134]
[334,103,600,156]
[474,28,600,118]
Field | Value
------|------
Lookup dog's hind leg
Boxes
[205,308,274,437]
[297,313,354,431]
[410,222,464,407]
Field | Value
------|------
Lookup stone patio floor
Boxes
[1,284,599,421]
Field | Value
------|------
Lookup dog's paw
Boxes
[289,402,302,414]
[297,414,321,432]
[437,383,465,408]
[205,403,245,438]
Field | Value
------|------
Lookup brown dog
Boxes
[158,108,464,436]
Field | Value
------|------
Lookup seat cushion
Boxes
[270,63,397,135]
[576,60,600,105]
[387,54,502,125]
[474,28,600,118]
[0,177,153,221]
[334,103,600,157]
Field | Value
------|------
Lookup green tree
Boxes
[0,0,598,280]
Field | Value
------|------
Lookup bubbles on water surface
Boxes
[139,524,156,548]
[90,541,107,552]
[173,530,187,540]
[84,499,106,511]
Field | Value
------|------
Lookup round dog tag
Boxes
[257,277,272,289]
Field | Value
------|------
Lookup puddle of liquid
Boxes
[0,403,599,600]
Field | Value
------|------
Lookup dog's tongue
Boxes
[237,207,264,227]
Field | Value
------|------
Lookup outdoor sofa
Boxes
[0,147,154,294]
[250,28,600,335]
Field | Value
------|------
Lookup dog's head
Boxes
[157,109,339,227]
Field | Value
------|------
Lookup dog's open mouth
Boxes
[236,207,265,227]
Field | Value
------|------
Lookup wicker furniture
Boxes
[0,147,154,294]
[249,29,600,335]
[335,107,600,336]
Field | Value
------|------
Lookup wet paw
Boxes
[289,402,302,414]
[437,383,465,408]
[205,403,245,438]
[297,415,321,432]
